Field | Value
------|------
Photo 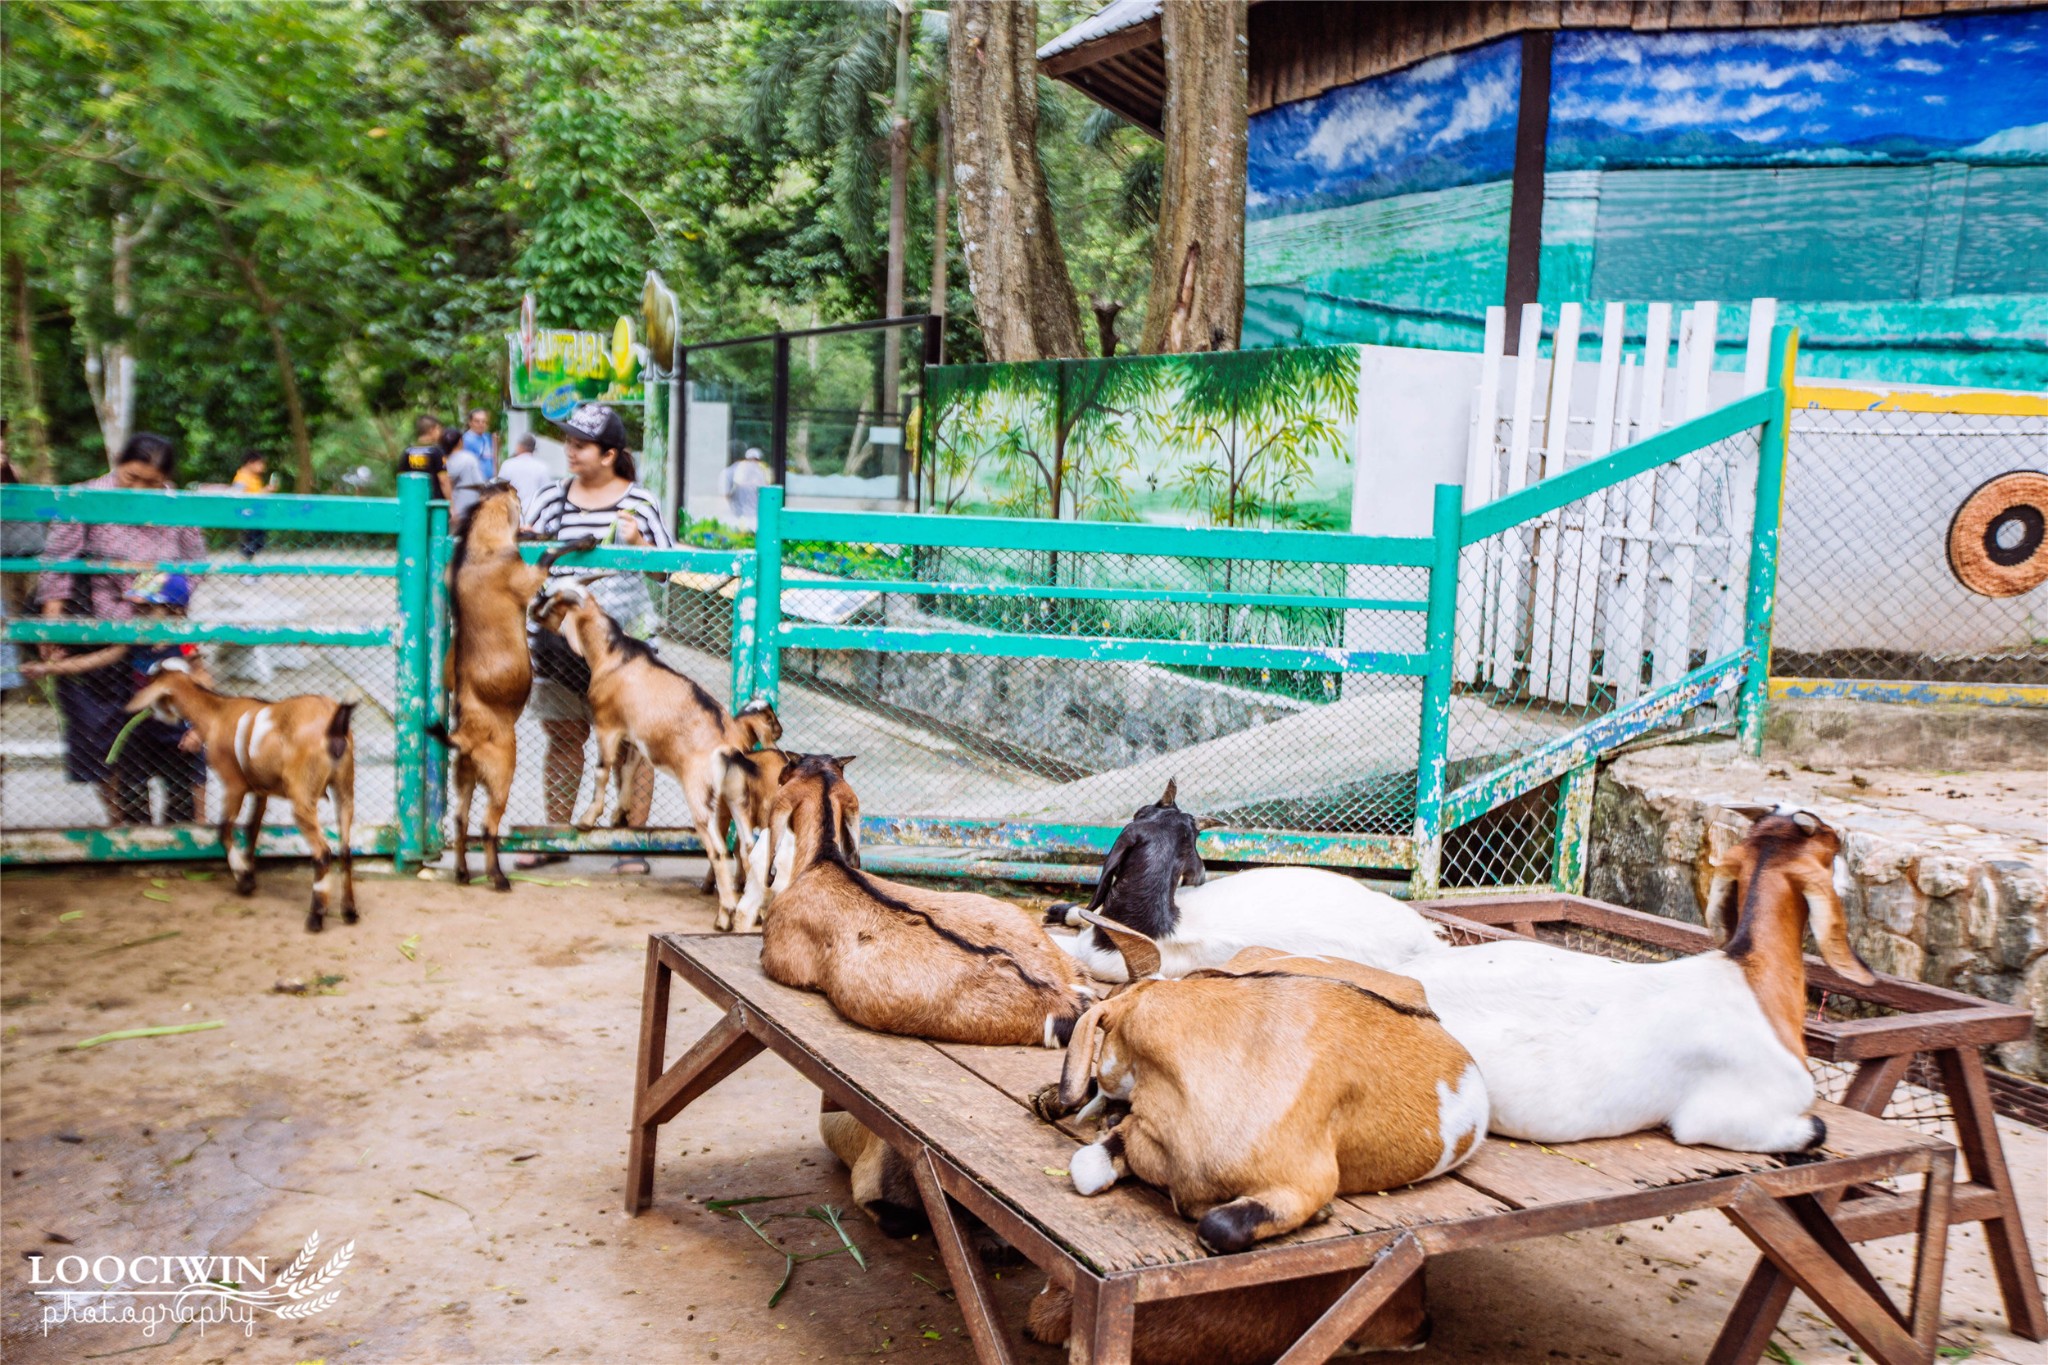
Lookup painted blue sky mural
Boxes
[1548,11,2048,168]
[1247,36,1520,219]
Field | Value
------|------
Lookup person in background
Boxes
[460,408,498,480]
[520,403,673,874]
[231,450,275,558]
[441,421,487,526]
[0,424,43,693]
[723,446,770,525]
[25,574,208,824]
[496,431,549,523]
[36,433,203,822]
[401,414,448,499]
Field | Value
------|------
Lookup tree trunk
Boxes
[6,247,50,480]
[881,0,913,434]
[948,0,1084,362]
[929,91,952,343]
[214,213,313,490]
[1092,298,1124,357]
[1141,0,1248,355]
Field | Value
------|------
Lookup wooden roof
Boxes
[1039,0,2039,136]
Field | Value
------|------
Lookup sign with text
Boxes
[506,320,645,409]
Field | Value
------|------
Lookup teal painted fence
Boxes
[2,333,1796,891]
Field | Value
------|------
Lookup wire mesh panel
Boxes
[768,537,1431,846]
[1777,404,2048,685]
[1,483,421,860]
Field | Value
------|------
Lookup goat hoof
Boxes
[1195,1199,1273,1255]
[1801,1116,1827,1152]
[342,907,359,924]
[233,877,255,897]
[304,912,325,934]
[454,866,471,885]
[490,875,512,893]
[1027,1084,1068,1123]
[1043,902,1076,927]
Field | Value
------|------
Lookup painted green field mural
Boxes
[922,347,1358,530]
[1245,12,2048,390]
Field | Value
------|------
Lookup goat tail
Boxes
[326,703,355,761]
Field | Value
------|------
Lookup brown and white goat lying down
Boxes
[127,661,357,932]
[441,485,595,890]
[757,754,1092,1047]
[1038,933,1487,1252]
[530,580,779,922]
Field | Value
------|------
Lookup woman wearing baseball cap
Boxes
[520,404,674,872]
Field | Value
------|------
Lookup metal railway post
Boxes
[754,485,784,707]
[1410,483,1463,896]
[1737,325,1798,756]
[423,500,451,857]
[393,473,433,871]
[730,555,759,709]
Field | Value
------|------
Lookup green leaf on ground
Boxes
[397,934,420,961]
[58,911,83,922]
[75,1021,224,1049]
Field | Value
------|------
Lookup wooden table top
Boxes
[659,932,1948,1278]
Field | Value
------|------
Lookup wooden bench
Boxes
[630,932,1962,1365]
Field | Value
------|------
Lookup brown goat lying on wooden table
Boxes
[530,579,779,921]
[757,753,1094,1046]
[127,660,357,932]
[438,484,595,891]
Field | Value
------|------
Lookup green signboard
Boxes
[507,312,645,414]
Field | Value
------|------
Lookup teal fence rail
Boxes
[2,329,1797,892]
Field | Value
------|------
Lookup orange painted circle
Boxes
[1947,470,2048,598]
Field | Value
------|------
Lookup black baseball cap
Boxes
[557,403,628,451]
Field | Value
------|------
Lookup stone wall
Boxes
[1589,752,2048,1080]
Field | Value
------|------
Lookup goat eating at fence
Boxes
[440,484,595,890]
[1045,779,1447,980]
[757,753,1093,1046]
[126,660,357,932]
[530,579,776,919]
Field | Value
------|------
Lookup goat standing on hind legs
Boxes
[437,484,596,891]
[529,580,771,922]
[126,660,358,932]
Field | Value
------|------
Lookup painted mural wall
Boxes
[1244,11,2048,389]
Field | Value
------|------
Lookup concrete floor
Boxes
[2,859,2043,1365]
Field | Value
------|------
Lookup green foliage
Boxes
[1166,347,1359,527]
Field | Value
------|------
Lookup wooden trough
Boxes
[626,893,2044,1365]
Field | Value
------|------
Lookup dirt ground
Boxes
[2,859,2042,1365]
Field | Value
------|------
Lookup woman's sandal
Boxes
[610,856,651,876]
[513,851,571,870]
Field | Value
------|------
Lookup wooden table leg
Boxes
[1721,1179,1938,1365]
[1067,1273,1134,1365]
[626,994,764,1214]
[1275,1233,1426,1365]
[1934,1046,2048,1341]
[1909,1148,1955,1355]
[626,940,672,1214]
[1706,1053,1913,1365]
[910,1146,1017,1365]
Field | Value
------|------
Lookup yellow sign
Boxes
[611,317,634,380]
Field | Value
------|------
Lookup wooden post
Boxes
[1502,31,1552,344]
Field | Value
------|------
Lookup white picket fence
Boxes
[1457,298,1777,707]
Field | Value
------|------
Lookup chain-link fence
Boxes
[1776,400,2048,688]
[1,481,429,863]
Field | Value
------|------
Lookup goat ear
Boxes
[833,755,857,769]
[1791,810,1823,836]
[1160,777,1177,806]
[777,757,806,786]
[1801,871,1876,986]
[1723,803,1776,822]
[560,623,587,659]
[1053,1001,1113,1114]
[1704,872,1740,943]
[1077,909,1164,980]
[1193,815,1224,831]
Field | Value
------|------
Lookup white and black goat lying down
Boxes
[1062,793,1872,1154]
[1043,780,1446,981]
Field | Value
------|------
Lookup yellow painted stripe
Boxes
[1771,676,2048,709]
[1792,385,2048,417]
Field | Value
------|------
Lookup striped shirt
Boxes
[528,479,672,634]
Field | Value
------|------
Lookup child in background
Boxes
[231,450,275,558]
[22,574,209,824]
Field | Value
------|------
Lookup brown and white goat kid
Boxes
[1036,931,1487,1254]
[127,660,357,932]
[758,754,1093,1046]
[700,700,786,918]
[440,485,595,890]
[530,580,775,920]
[1395,809,1875,1151]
